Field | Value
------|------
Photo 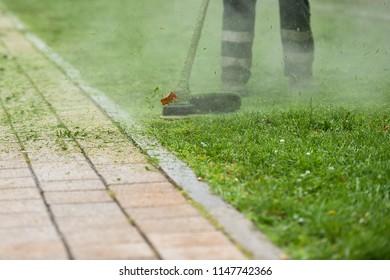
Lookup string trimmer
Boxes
[161,0,241,118]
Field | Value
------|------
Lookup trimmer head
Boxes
[160,0,238,120]
[188,92,241,113]
[162,103,196,117]
[161,92,241,118]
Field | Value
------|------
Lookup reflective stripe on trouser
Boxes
[222,0,314,84]
[221,0,257,86]
[279,0,314,78]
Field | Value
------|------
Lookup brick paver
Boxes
[0,212,53,228]
[0,177,36,189]
[0,241,68,260]
[0,200,47,214]
[0,188,41,200]
[55,215,130,231]
[40,179,106,192]
[0,167,31,179]
[129,204,200,220]
[72,243,157,260]
[0,7,247,260]
[44,190,113,204]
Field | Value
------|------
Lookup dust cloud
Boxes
[2,0,388,117]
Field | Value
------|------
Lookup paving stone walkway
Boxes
[0,8,246,259]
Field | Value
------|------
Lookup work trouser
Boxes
[221,0,314,86]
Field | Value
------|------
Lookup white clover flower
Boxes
[300,170,311,178]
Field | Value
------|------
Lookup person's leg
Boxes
[279,0,314,81]
[221,0,257,95]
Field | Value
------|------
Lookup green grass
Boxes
[1,0,389,259]
[147,107,390,259]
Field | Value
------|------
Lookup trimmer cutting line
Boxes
[161,0,241,118]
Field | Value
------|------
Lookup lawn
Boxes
[2,0,389,259]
